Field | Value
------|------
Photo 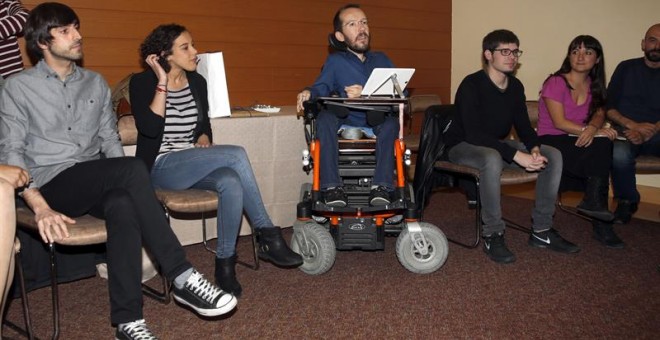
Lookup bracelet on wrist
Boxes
[155,86,167,93]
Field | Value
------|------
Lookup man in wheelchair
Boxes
[296,4,399,207]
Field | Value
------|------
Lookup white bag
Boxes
[196,52,231,118]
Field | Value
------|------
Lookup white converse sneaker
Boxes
[172,270,237,317]
[115,319,158,340]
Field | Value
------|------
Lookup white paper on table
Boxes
[196,52,231,118]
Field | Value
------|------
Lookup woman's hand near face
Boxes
[145,54,168,83]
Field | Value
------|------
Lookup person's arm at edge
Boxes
[0,0,29,40]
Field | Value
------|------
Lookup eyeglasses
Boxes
[343,19,368,29]
[492,48,523,57]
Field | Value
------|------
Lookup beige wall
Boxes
[452,0,660,188]
[452,0,659,101]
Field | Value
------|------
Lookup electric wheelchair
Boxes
[290,97,449,275]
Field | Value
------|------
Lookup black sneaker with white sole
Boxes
[115,319,158,340]
[528,228,580,253]
[369,186,391,206]
[483,232,516,264]
[323,187,348,207]
[172,270,237,317]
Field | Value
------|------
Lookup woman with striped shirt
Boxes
[130,24,302,298]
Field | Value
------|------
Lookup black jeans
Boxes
[40,157,191,325]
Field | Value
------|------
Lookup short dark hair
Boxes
[139,24,187,73]
[25,2,79,59]
[333,3,361,32]
[482,29,519,64]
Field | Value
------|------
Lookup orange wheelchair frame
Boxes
[290,97,449,275]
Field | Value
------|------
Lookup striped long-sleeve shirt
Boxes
[0,0,28,78]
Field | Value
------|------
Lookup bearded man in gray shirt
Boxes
[0,3,237,339]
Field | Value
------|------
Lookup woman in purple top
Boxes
[537,35,623,247]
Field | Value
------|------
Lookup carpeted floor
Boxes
[3,190,659,339]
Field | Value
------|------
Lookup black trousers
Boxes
[539,134,612,191]
[40,157,191,325]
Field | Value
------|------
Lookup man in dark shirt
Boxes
[606,23,660,224]
[0,3,236,339]
[444,29,579,264]
[296,4,398,207]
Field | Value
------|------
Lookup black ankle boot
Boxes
[257,227,303,267]
[577,177,614,221]
[215,255,242,298]
[592,221,624,249]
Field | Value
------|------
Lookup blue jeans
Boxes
[448,141,563,236]
[611,134,660,202]
[150,145,274,258]
[317,110,399,190]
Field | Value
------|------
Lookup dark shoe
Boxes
[215,255,242,298]
[115,319,158,340]
[576,177,614,221]
[257,227,304,267]
[172,269,237,317]
[593,222,625,249]
[612,200,638,224]
[369,186,391,206]
[483,232,516,264]
[324,187,347,207]
[528,228,580,253]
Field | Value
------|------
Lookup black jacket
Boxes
[129,69,213,171]
[413,104,456,213]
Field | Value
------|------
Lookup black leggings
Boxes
[538,134,612,179]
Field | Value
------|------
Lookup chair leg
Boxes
[557,192,592,221]
[48,243,60,340]
[236,225,260,270]
[200,213,216,254]
[141,274,171,304]
[2,249,35,340]
[445,174,481,249]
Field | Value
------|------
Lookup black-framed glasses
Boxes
[493,48,523,57]
[343,19,368,29]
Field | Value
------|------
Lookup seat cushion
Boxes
[155,189,218,213]
[16,206,107,246]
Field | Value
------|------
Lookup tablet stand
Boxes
[364,73,406,99]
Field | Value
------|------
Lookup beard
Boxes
[49,42,83,62]
[346,33,370,53]
[645,49,660,63]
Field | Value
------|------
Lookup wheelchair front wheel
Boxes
[291,220,336,275]
[396,222,448,274]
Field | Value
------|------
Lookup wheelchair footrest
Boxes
[331,218,384,250]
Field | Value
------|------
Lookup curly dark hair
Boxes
[139,23,187,73]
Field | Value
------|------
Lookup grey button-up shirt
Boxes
[0,59,124,188]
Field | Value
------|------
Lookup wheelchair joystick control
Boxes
[404,149,412,166]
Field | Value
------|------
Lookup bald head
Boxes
[643,23,660,66]
[645,24,660,38]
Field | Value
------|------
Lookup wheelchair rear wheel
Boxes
[291,220,336,275]
[396,222,448,274]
